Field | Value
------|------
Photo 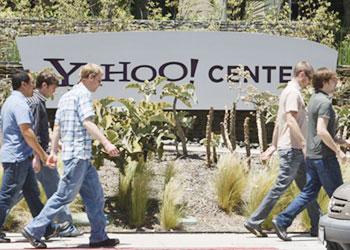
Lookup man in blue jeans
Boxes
[273,67,350,241]
[22,64,120,249]
[244,61,320,237]
[0,71,59,243]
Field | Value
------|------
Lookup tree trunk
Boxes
[256,109,268,162]
[344,0,350,28]
[173,98,188,156]
[220,107,233,152]
[206,107,214,167]
[212,145,218,164]
[229,102,236,151]
[244,116,251,168]
[133,0,149,19]
[221,0,227,21]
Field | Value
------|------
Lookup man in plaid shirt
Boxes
[23,64,120,249]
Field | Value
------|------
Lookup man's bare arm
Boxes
[317,117,346,162]
[83,118,119,157]
[19,123,48,162]
[285,111,306,147]
[50,124,60,155]
[317,117,342,153]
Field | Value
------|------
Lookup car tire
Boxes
[327,241,344,250]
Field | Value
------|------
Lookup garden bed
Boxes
[99,149,310,233]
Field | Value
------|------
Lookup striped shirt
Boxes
[55,83,95,161]
[27,89,49,151]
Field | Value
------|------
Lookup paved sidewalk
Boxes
[0,232,325,250]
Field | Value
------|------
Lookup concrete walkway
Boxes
[0,232,325,250]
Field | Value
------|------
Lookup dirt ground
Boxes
[98,150,307,233]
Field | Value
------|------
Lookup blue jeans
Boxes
[276,156,343,228]
[36,166,73,223]
[25,159,107,243]
[248,149,320,231]
[0,158,44,227]
[10,165,73,224]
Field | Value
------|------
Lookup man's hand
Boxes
[261,145,276,161]
[32,156,42,173]
[337,149,347,165]
[46,154,58,168]
[300,147,306,159]
[103,141,120,157]
[345,138,350,148]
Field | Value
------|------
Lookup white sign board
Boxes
[16,31,338,109]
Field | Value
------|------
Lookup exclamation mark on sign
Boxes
[190,59,199,83]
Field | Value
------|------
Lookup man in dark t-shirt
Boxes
[306,90,337,159]
[272,67,350,241]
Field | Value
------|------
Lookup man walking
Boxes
[26,70,80,237]
[0,71,58,243]
[23,64,120,249]
[244,61,320,237]
[273,67,350,241]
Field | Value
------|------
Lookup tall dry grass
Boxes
[215,153,247,213]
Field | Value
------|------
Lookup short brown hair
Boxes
[293,61,314,79]
[36,69,59,88]
[312,67,337,91]
[79,63,103,80]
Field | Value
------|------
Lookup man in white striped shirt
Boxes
[26,70,81,237]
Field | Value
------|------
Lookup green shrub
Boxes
[338,34,350,66]
[159,178,183,231]
[118,160,152,228]
[129,163,152,227]
[215,153,247,213]
[164,161,176,187]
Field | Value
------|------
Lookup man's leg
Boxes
[0,159,32,242]
[22,163,44,217]
[25,158,87,239]
[316,157,343,197]
[36,166,73,224]
[276,159,321,229]
[248,149,303,226]
[79,161,119,247]
[294,160,321,234]
[79,161,107,243]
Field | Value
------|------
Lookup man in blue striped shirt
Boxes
[23,64,120,249]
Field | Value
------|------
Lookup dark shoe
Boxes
[0,231,10,243]
[310,230,318,237]
[59,223,82,237]
[244,221,268,237]
[272,219,291,241]
[44,222,69,240]
[22,229,47,249]
[89,238,120,248]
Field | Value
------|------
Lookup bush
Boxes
[338,34,350,66]
[159,178,183,231]
[215,153,247,213]
[118,160,153,228]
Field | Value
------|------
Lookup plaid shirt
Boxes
[55,83,95,161]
